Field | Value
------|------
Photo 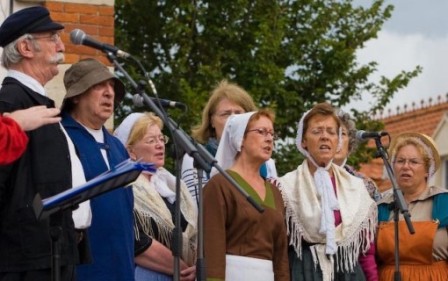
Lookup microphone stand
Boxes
[374,136,415,281]
[106,53,264,281]
[195,166,206,281]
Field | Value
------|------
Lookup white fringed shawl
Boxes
[278,160,377,281]
[133,168,198,265]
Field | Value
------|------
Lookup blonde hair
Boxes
[126,112,163,146]
[391,138,432,176]
[192,79,257,143]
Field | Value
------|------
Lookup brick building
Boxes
[0,0,116,127]
[359,95,448,192]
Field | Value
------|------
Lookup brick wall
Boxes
[44,1,115,66]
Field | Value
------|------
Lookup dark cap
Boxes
[63,58,125,106]
[0,6,64,47]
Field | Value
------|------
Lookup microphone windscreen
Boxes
[355,130,366,140]
[132,95,144,107]
[70,29,85,45]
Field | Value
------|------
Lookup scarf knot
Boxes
[314,166,339,255]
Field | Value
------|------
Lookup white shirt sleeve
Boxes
[60,124,92,229]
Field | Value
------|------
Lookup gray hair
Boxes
[1,34,41,69]
[335,108,358,154]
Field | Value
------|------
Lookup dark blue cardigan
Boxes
[62,113,135,281]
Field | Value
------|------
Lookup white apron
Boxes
[225,255,274,281]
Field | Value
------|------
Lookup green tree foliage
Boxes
[115,0,420,175]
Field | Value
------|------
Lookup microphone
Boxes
[70,29,130,58]
[132,95,186,109]
[355,130,389,140]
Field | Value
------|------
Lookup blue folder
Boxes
[33,159,156,219]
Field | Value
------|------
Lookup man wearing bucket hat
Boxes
[376,132,448,280]
[0,6,86,281]
[60,58,134,281]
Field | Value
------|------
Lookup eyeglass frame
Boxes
[246,128,278,140]
[214,110,245,119]
[392,157,426,168]
[28,31,62,43]
[143,134,170,145]
[308,127,338,137]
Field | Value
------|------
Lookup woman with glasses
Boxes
[278,102,378,281]
[203,110,289,281]
[115,112,197,281]
[181,80,277,203]
[376,132,448,280]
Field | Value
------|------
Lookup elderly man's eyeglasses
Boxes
[30,32,61,43]
[246,128,278,140]
[393,158,425,168]
[144,135,169,145]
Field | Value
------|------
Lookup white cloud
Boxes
[345,30,448,113]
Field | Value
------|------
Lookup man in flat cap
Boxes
[0,6,88,281]
[60,58,134,281]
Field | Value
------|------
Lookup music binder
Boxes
[33,159,156,219]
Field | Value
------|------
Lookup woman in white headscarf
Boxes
[203,109,289,281]
[278,102,378,281]
[114,112,197,281]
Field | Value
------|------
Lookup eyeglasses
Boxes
[214,110,244,119]
[393,158,425,168]
[144,134,169,145]
[309,127,338,137]
[30,32,61,43]
[246,128,278,140]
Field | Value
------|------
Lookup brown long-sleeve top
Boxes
[203,170,290,281]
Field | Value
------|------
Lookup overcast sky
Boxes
[346,0,448,114]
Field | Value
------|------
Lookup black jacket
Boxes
[0,77,79,272]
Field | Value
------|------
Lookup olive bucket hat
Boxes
[62,58,125,110]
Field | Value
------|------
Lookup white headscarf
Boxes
[210,112,256,177]
[295,109,341,255]
[114,112,145,146]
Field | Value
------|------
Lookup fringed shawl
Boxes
[133,168,198,265]
[278,160,377,281]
